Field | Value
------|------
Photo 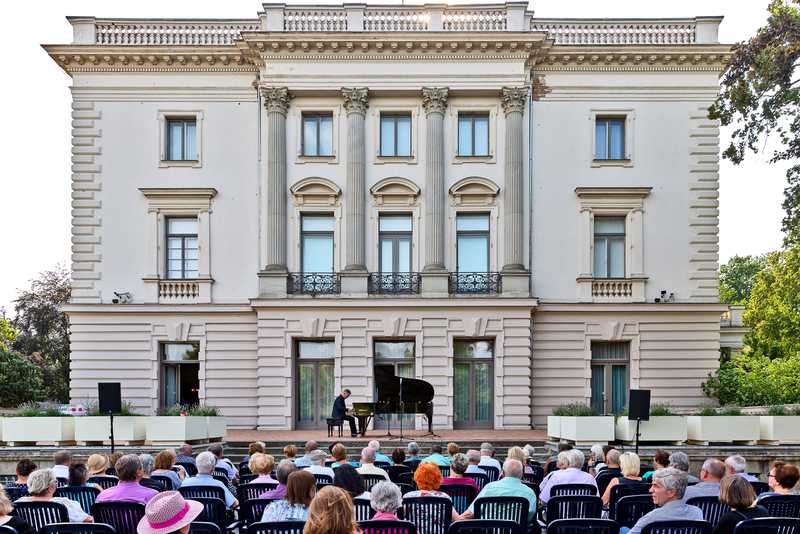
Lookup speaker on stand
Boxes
[628,389,651,455]
[98,383,122,453]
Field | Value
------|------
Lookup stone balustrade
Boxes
[591,279,634,300]
[158,280,200,302]
[93,20,261,46]
[531,18,704,45]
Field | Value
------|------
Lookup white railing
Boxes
[159,280,199,301]
[284,8,347,31]
[531,19,696,45]
[443,8,508,31]
[95,20,260,46]
[592,279,633,299]
[364,8,430,31]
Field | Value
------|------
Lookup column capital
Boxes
[421,87,449,115]
[260,86,292,115]
[341,87,369,115]
[501,86,528,115]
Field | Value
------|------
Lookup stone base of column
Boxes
[421,271,450,297]
[340,271,368,296]
[501,270,531,297]
[258,270,288,298]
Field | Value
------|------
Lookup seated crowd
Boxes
[0,440,798,534]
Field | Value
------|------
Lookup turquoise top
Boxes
[467,476,537,523]
[420,453,450,466]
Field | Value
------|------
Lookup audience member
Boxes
[249,453,278,484]
[602,452,642,506]
[421,444,450,466]
[51,450,71,480]
[404,462,459,522]
[713,475,769,534]
[465,450,483,474]
[684,458,725,501]
[357,448,390,480]
[368,440,392,464]
[447,443,460,457]
[107,452,123,474]
[208,443,237,481]
[441,453,478,490]
[479,443,502,471]
[242,441,265,464]
[333,464,369,500]
[544,443,573,475]
[370,481,402,520]
[760,461,800,499]
[138,491,203,534]
[331,443,357,468]
[622,468,702,534]
[69,462,102,492]
[725,455,758,482]
[391,448,406,466]
[307,450,335,478]
[260,459,297,500]
[539,449,597,503]
[87,454,109,478]
[406,442,421,461]
[296,440,319,468]
[589,444,606,475]
[600,449,622,478]
[96,454,158,505]
[459,459,536,523]
[284,444,298,461]
[506,446,533,475]
[152,449,183,489]
[262,470,316,522]
[0,487,33,534]
[14,459,37,487]
[138,454,164,492]
[670,451,700,484]
[304,486,359,534]
[176,443,195,466]
[642,450,670,480]
[181,451,238,509]
[17,469,92,523]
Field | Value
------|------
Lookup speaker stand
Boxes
[108,411,116,454]
[634,417,641,455]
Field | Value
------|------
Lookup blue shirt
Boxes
[375,452,392,465]
[420,453,450,466]
[628,500,703,534]
[467,477,537,523]
[181,474,237,508]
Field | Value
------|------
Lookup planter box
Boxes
[558,416,615,445]
[74,416,146,445]
[145,416,208,445]
[206,417,227,441]
[687,416,760,444]
[760,416,800,444]
[615,416,687,443]
[547,416,562,440]
[2,417,75,445]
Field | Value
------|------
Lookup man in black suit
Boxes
[332,388,359,437]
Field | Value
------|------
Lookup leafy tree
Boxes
[709,0,800,245]
[703,351,800,405]
[10,265,71,402]
[0,316,16,352]
[0,349,44,407]
[719,254,768,304]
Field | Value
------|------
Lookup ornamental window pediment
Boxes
[370,177,420,206]
[449,177,499,206]
[290,177,341,206]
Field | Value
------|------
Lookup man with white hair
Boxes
[479,442,502,471]
[539,449,597,504]
[669,451,700,484]
[683,458,725,501]
[465,450,483,474]
[624,468,703,534]
[406,442,421,461]
[725,454,759,482]
[181,451,238,509]
[295,440,318,468]
[368,440,392,464]
[458,459,537,523]
[306,449,335,478]
[357,447,389,480]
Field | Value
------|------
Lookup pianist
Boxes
[332,388,359,437]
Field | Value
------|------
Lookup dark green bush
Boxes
[0,349,44,406]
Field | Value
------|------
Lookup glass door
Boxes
[590,341,630,415]
[373,341,415,429]
[453,340,493,429]
[296,341,335,430]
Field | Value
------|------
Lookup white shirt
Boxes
[306,465,335,478]
[479,456,502,471]
[52,465,70,480]
[357,463,390,480]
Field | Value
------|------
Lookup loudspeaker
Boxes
[628,389,651,421]
[98,382,122,414]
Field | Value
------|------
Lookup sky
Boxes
[0,0,783,314]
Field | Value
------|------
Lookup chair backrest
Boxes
[177,462,198,477]
[545,496,603,524]
[314,474,333,488]
[397,472,416,487]
[0,526,15,534]
[387,465,413,483]
[105,468,117,477]
[151,474,174,491]
[248,521,307,534]
[240,474,258,484]
[13,501,69,531]
[750,482,771,496]
[473,496,529,526]
[404,459,421,472]
[87,476,118,490]
[364,474,387,491]
[3,485,28,501]
[547,518,621,534]
[213,468,229,480]
[54,485,101,515]
[41,523,116,534]
[686,497,728,527]
[613,495,656,528]
[239,462,252,475]
[640,520,712,534]
[238,482,278,504]
[376,462,391,469]
[523,470,544,487]
[608,483,651,519]
[438,466,451,478]
[552,484,598,497]
[91,501,146,534]
[397,483,416,496]
[354,498,377,522]
[481,466,500,482]
[56,478,70,488]
[402,496,453,534]
[595,472,620,497]
[193,497,229,531]
[760,494,800,519]
[732,517,800,534]
[463,473,489,491]
[360,519,418,534]
[447,519,523,534]
[179,485,226,501]
[189,521,223,534]
[439,484,477,514]
[241,498,275,525]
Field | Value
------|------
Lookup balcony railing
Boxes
[159,280,199,302]
[530,19,697,45]
[287,272,341,296]
[591,278,633,299]
[368,272,421,295]
[449,272,502,295]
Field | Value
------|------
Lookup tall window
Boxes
[593,216,625,278]
[380,114,412,157]
[301,215,335,273]
[161,343,199,408]
[456,214,489,273]
[166,218,199,279]
[453,339,493,428]
[379,215,412,273]
[166,118,197,161]
[457,113,490,157]
[595,117,625,160]
[296,340,335,429]
[302,113,333,157]
[590,341,629,415]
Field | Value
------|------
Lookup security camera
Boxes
[113,292,133,304]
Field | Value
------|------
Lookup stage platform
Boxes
[225,428,548,444]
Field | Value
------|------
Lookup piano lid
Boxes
[374,365,434,404]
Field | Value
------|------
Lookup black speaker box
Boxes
[98,382,122,414]
[628,389,651,421]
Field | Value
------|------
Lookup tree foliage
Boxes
[719,254,768,304]
[0,349,44,407]
[702,351,800,406]
[709,0,800,245]
[0,316,16,352]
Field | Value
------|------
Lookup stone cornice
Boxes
[536,44,732,72]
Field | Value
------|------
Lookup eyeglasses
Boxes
[768,473,776,479]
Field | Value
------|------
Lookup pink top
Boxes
[372,511,399,521]
[441,477,479,491]
[96,481,159,505]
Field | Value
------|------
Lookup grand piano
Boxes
[351,366,435,436]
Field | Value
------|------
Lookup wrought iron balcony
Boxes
[449,272,502,295]
[368,272,421,295]
[287,272,341,296]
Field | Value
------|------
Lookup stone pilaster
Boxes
[260,87,291,272]
[421,87,449,273]
[342,87,369,273]
[501,86,527,272]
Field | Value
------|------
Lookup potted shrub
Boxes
[759,405,800,444]
[687,407,760,444]
[615,404,688,444]
[191,405,227,441]
[3,402,75,445]
[145,404,223,445]
[73,402,146,445]
[550,403,614,445]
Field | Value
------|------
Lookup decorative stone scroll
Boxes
[421,87,449,115]
[341,87,369,115]
[501,86,528,115]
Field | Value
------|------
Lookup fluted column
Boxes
[260,87,291,271]
[421,87,449,272]
[501,86,528,272]
[342,87,369,271]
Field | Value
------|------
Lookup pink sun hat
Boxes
[138,491,204,534]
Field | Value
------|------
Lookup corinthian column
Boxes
[421,87,449,272]
[342,87,369,271]
[501,86,528,272]
[260,87,291,272]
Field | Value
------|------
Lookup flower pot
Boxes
[206,416,227,441]
[615,416,687,443]
[74,416,146,445]
[2,417,75,445]
[558,416,615,445]
[145,416,208,445]
[686,416,760,444]
[547,416,562,440]
[760,416,800,444]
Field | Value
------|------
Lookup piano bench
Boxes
[327,418,343,438]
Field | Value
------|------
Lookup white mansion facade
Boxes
[46,3,730,430]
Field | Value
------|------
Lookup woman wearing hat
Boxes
[138,491,203,534]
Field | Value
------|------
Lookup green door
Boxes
[296,341,335,430]
[453,340,494,429]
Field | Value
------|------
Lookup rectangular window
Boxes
[161,342,199,408]
[379,215,412,273]
[166,218,199,280]
[457,114,490,157]
[595,117,626,160]
[456,214,490,273]
[296,340,335,430]
[454,339,493,428]
[380,114,412,157]
[590,341,629,415]
[302,113,333,157]
[166,119,197,161]
[301,215,335,273]
[593,216,625,278]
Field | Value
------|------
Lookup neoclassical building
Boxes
[45,3,730,430]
